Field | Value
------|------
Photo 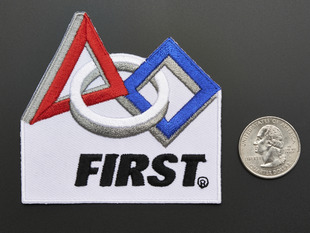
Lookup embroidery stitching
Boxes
[122,38,221,146]
[69,54,169,137]
[22,12,128,124]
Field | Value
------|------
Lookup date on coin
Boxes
[239,116,301,179]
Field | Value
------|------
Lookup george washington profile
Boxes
[253,125,286,168]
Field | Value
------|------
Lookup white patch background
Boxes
[21,48,221,204]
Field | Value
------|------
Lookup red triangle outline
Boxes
[30,13,128,124]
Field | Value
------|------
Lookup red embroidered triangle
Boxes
[30,13,128,124]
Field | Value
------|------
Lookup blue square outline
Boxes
[124,37,221,139]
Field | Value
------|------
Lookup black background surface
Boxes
[1,0,310,232]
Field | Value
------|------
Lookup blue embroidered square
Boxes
[124,38,221,139]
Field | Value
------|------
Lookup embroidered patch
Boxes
[21,12,222,204]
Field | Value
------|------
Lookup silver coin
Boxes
[239,116,301,179]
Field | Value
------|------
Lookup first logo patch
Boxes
[21,12,222,204]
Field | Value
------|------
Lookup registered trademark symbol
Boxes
[197,176,209,189]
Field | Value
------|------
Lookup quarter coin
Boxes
[239,116,301,179]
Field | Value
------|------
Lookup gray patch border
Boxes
[116,56,217,147]
[22,12,85,123]
[149,94,217,147]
